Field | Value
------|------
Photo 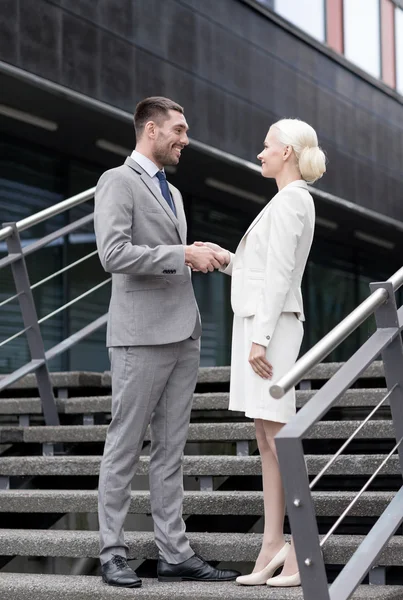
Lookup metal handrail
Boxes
[271,266,403,399]
[273,275,403,599]
[270,287,388,399]
[0,187,95,242]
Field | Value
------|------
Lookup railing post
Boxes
[370,281,403,474]
[3,222,59,426]
[275,436,330,599]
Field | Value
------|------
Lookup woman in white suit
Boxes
[199,119,326,587]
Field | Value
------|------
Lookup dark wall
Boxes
[1,0,403,220]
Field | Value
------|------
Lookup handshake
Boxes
[184,241,230,273]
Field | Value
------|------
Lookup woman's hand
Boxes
[188,241,230,271]
[249,342,273,379]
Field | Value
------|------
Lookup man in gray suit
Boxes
[94,97,239,588]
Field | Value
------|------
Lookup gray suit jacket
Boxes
[94,157,201,347]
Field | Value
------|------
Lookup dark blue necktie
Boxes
[156,171,177,216]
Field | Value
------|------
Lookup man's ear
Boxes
[144,121,156,139]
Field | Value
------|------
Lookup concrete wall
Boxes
[1,0,403,220]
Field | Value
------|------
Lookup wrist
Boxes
[184,245,193,264]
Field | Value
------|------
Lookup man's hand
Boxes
[194,241,230,267]
[248,342,273,379]
[185,244,227,273]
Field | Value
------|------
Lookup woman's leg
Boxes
[262,419,299,577]
[253,419,286,572]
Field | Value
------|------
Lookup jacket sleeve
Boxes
[94,172,186,276]
[251,192,305,347]
[219,252,235,276]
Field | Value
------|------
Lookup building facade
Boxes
[1,0,403,373]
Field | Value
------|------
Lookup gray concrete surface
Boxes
[4,420,395,444]
[0,531,402,565]
[2,573,401,600]
[0,388,391,415]
[0,454,399,477]
[0,489,396,517]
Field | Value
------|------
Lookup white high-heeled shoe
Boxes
[236,543,290,586]
[266,571,301,587]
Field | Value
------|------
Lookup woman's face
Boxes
[257,127,287,179]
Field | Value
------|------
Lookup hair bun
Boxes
[298,145,326,183]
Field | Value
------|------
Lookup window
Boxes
[343,0,381,78]
[274,0,325,42]
[396,6,403,93]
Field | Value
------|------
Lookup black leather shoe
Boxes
[101,555,142,588]
[157,553,240,582]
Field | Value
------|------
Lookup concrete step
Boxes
[0,420,397,444]
[2,573,402,600]
[0,389,390,415]
[0,372,104,391]
[0,489,396,517]
[0,454,400,477]
[1,361,385,392]
[0,530,401,565]
[106,361,385,385]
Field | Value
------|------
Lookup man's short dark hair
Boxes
[134,97,184,137]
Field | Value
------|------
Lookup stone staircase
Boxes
[0,363,402,599]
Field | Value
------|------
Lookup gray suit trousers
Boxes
[98,337,199,564]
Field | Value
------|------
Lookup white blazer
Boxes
[222,180,315,347]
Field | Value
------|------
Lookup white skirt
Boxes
[229,312,304,423]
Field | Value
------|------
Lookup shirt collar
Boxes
[131,150,161,179]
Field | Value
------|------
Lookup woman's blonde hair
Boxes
[272,118,326,183]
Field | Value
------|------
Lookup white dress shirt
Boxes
[131,150,165,196]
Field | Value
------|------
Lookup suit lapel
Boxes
[169,185,187,244]
[240,200,273,243]
[239,181,308,243]
[125,157,181,239]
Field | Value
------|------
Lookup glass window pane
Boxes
[190,195,256,366]
[274,0,325,42]
[396,7,403,94]
[343,0,381,78]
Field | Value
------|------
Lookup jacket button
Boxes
[266,335,270,340]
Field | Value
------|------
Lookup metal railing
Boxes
[0,187,108,425]
[2,183,403,596]
[271,273,403,599]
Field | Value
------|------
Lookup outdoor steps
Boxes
[0,489,397,517]
[0,361,386,392]
[0,454,400,477]
[2,574,402,600]
[0,389,391,415]
[0,362,399,598]
[0,530,403,565]
[0,420,398,444]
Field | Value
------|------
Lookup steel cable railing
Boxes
[271,275,403,599]
[309,383,398,490]
[37,278,111,325]
[0,249,100,337]
[320,436,403,548]
[0,187,100,425]
[0,326,30,349]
